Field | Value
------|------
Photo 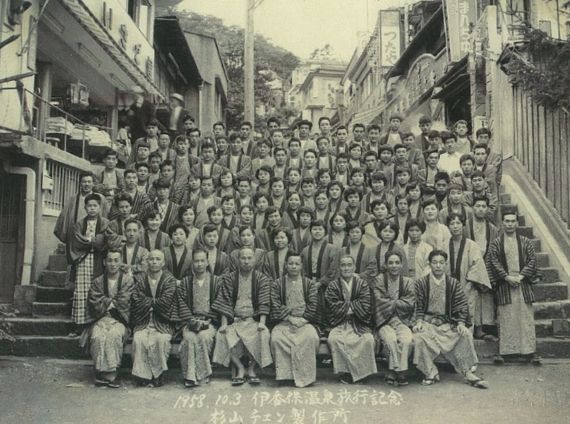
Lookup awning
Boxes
[349,104,385,127]
[431,56,469,100]
[60,0,161,96]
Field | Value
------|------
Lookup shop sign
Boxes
[379,9,401,67]
[444,0,477,61]
[386,53,445,117]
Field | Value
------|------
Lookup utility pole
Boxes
[244,0,255,125]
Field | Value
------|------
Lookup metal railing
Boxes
[42,160,83,214]
[0,86,114,160]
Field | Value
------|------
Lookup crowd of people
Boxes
[54,97,541,391]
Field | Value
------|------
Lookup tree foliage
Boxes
[504,26,570,111]
[157,8,300,128]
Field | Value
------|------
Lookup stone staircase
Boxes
[1,187,570,360]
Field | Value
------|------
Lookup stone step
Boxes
[32,302,70,318]
[35,286,73,303]
[535,319,570,338]
[516,226,534,238]
[538,267,560,284]
[536,252,550,267]
[0,303,14,313]
[0,336,86,358]
[534,282,568,302]
[4,317,73,336]
[533,300,570,320]
[40,271,67,288]
[500,203,518,213]
[500,193,511,204]
[48,254,68,272]
[530,238,541,252]
[537,338,570,358]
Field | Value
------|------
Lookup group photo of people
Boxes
[54,100,541,391]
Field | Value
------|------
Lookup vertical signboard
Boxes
[444,0,477,61]
[378,9,402,68]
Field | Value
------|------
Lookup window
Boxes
[138,0,151,38]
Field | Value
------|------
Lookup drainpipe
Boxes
[2,161,35,286]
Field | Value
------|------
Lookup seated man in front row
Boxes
[86,249,134,388]
[270,252,320,387]
[130,249,179,387]
[177,248,223,388]
[212,247,273,386]
[325,255,377,384]
[412,249,488,389]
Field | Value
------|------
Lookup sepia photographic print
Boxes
[0,0,569,423]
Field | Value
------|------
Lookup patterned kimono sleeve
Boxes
[465,242,491,289]
[349,279,371,325]
[414,277,428,323]
[270,279,290,322]
[519,237,537,281]
[303,279,320,325]
[256,273,271,316]
[88,276,111,320]
[450,279,471,327]
[130,277,152,326]
[324,281,350,327]
[154,274,178,322]
[114,274,135,324]
[174,276,194,322]
[485,238,509,287]
[211,274,235,319]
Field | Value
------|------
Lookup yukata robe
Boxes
[325,276,377,382]
[270,276,320,387]
[211,271,273,368]
[130,271,178,380]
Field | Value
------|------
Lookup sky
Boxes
[177,0,409,61]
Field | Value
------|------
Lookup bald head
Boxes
[148,249,165,272]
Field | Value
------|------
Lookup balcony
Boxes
[0,86,124,163]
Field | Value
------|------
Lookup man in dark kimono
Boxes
[373,250,415,386]
[270,252,320,387]
[177,249,223,388]
[131,250,179,387]
[212,247,273,386]
[326,255,377,384]
[86,249,134,388]
[412,250,487,388]
[486,209,540,365]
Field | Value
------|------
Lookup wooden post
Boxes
[244,0,255,126]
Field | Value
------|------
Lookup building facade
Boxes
[0,0,229,307]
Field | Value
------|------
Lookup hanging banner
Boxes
[378,9,402,67]
[443,0,477,61]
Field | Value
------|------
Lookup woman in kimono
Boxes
[325,255,377,384]
[140,212,171,251]
[373,250,415,386]
[343,221,376,282]
[86,249,134,388]
[301,220,340,330]
[403,219,433,279]
[421,199,451,251]
[163,224,193,280]
[372,220,409,277]
[282,191,301,229]
[130,250,179,387]
[445,213,492,330]
[212,247,273,386]
[328,212,349,249]
[178,206,200,252]
[270,253,320,387]
[69,194,110,334]
[176,249,223,388]
[263,227,293,280]
[229,226,266,273]
[327,181,347,216]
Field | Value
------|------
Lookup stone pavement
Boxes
[1,356,569,424]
